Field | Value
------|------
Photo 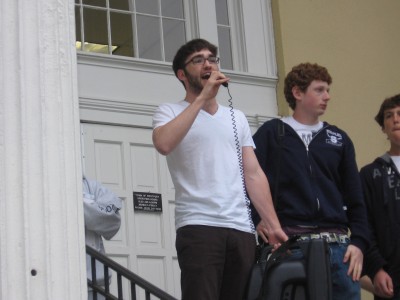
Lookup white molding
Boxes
[77,52,173,75]
[79,97,157,128]
[80,97,157,116]
[79,96,277,129]
[77,52,277,87]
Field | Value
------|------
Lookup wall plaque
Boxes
[133,192,162,212]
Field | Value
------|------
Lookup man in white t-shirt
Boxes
[152,38,287,300]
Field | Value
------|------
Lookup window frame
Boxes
[75,0,276,77]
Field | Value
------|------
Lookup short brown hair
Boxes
[375,94,400,128]
[284,63,332,110]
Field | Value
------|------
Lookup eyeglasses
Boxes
[184,55,220,66]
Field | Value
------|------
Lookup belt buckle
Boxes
[299,235,310,241]
[320,232,333,243]
[310,233,321,240]
[338,234,349,243]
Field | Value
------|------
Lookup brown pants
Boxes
[176,225,256,300]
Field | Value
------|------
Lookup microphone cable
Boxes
[226,85,256,234]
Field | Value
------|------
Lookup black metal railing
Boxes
[86,246,178,300]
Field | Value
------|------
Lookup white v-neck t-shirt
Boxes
[153,100,255,233]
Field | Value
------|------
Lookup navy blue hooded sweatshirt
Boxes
[252,118,369,253]
[360,154,400,288]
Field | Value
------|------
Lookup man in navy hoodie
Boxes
[360,94,400,300]
[252,63,369,300]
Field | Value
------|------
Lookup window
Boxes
[75,0,186,62]
[74,0,254,72]
[215,0,233,70]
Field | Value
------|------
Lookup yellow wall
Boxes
[271,1,400,299]
[271,0,400,168]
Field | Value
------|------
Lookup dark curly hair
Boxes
[172,39,218,87]
[375,93,400,128]
[284,63,332,110]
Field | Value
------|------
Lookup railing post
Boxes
[86,246,178,300]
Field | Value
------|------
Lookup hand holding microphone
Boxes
[203,71,229,87]
[218,72,229,87]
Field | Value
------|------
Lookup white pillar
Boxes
[0,0,87,299]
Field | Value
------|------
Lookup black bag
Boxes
[245,119,285,300]
[246,122,332,299]
[245,236,332,300]
[245,242,273,300]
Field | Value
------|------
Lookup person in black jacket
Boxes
[252,63,370,300]
[360,93,400,300]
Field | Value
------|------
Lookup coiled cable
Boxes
[226,87,256,233]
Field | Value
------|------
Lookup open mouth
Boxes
[201,73,211,80]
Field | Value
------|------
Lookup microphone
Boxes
[203,74,228,87]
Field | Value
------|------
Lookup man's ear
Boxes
[177,69,186,82]
[292,86,302,101]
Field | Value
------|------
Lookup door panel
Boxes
[81,123,180,299]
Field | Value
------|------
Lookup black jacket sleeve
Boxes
[359,164,388,279]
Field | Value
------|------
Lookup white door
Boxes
[81,123,181,299]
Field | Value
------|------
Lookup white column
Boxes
[0,0,87,299]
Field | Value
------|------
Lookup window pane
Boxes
[110,12,134,57]
[83,8,109,52]
[163,19,185,62]
[136,0,158,15]
[75,6,82,43]
[110,0,130,11]
[162,0,183,18]
[137,15,162,60]
[83,0,106,8]
[215,0,229,26]
[218,27,233,70]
